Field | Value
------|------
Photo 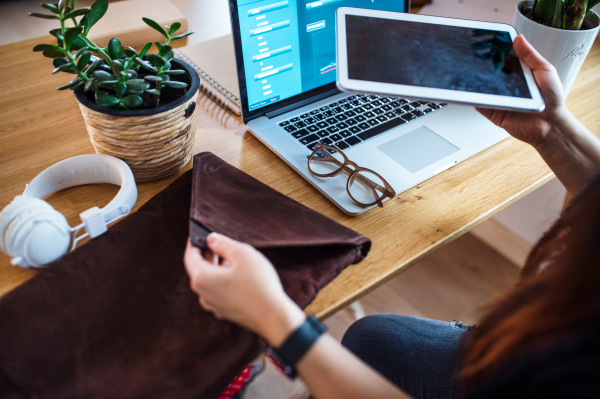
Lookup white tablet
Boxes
[336,8,545,113]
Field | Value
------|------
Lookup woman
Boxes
[184,36,600,399]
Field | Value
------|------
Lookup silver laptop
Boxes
[229,0,509,216]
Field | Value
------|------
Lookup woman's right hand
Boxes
[476,35,570,149]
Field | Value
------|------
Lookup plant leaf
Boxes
[96,95,120,107]
[144,75,163,82]
[126,79,151,91]
[127,90,144,95]
[53,57,70,68]
[146,88,161,96]
[134,57,157,72]
[85,58,101,76]
[124,47,137,57]
[162,69,185,75]
[159,45,172,57]
[96,80,118,89]
[52,62,73,74]
[163,61,171,71]
[57,77,82,90]
[111,59,123,76]
[128,69,138,79]
[84,0,108,36]
[84,77,96,91]
[118,103,130,110]
[64,8,92,19]
[77,50,91,70]
[41,3,60,13]
[142,17,168,37]
[116,82,127,97]
[49,28,61,37]
[121,95,143,108]
[589,0,600,13]
[33,44,61,52]
[43,50,66,58]
[97,63,112,72]
[73,46,90,59]
[169,22,181,35]
[146,53,166,67]
[58,0,69,13]
[171,30,195,40]
[29,12,60,19]
[163,81,187,89]
[64,27,83,49]
[140,42,152,58]
[162,50,174,62]
[108,38,123,59]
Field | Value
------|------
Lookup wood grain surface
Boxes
[1,36,598,319]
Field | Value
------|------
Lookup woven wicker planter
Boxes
[74,58,200,182]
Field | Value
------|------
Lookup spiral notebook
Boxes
[175,35,242,115]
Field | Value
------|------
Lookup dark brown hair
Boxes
[461,173,600,391]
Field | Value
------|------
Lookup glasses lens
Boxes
[348,170,388,205]
[308,147,345,175]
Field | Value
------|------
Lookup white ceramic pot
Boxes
[513,1,600,94]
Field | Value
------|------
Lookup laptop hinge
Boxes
[265,88,340,119]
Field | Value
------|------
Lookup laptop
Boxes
[229,0,509,216]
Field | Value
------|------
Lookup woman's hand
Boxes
[184,233,305,346]
[476,35,569,149]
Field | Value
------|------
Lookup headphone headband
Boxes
[23,154,137,224]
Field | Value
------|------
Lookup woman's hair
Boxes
[461,173,600,391]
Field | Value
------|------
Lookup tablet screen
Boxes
[345,15,532,99]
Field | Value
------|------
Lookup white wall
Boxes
[493,178,566,245]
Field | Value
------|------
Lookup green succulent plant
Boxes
[30,0,195,110]
[531,0,600,30]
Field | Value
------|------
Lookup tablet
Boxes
[336,8,545,113]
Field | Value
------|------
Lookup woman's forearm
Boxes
[296,334,410,399]
[258,300,409,399]
[534,110,600,194]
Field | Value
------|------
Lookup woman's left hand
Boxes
[183,233,305,346]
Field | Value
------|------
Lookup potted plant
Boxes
[30,0,200,182]
[513,1,600,93]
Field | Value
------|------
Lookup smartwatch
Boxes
[267,315,327,378]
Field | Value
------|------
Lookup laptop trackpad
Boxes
[377,126,460,173]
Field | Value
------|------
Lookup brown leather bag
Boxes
[0,152,370,398]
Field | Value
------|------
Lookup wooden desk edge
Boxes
[311,171,555,319]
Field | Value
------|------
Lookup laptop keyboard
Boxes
[278,94,448,152]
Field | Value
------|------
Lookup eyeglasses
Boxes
[307,143,396,208]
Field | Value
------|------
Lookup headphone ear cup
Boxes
[0,196,50,254]
[2,198,70,268]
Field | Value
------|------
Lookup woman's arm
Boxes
[183,235,410,399]
[477,35,600,195]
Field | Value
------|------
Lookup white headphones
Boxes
[0,154,137,268]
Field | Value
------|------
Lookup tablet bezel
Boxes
[336,8,545,113]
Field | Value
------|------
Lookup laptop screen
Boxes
[233,0,408,113]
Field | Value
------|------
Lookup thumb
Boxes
[184,241,223,285]
[206,233,251,262]
[513,35,552,72]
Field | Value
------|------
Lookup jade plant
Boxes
[529,0,600,30]
[30,0,195,110]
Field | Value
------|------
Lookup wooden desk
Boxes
[1,36,599,319]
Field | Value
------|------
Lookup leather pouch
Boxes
[0,152,370,399]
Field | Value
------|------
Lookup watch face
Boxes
[265,349,296,378]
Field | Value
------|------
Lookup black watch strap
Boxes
[271,315,326,375]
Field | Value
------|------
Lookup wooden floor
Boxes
[0,1,522,398]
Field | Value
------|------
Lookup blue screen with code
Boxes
[235,0,406,111]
